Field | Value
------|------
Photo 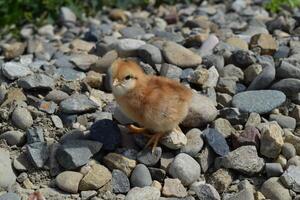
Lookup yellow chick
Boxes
[109,58,192,151]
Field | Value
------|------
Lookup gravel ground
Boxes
[0,0,300,199]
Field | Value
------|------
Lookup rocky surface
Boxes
[0,1,299,199]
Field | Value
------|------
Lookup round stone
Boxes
[137,147,162,166]
[232,90,286,114]
[130,164,152,188]
[282,143,297,160]
[56,171,83,194]
[0,131,25,146]
[11,107,33,130]
[112,169,130,194]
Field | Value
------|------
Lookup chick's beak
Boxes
[112,79,119,87]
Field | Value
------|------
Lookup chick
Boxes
[109,58,192,151]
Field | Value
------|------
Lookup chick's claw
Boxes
[145,132,165,153]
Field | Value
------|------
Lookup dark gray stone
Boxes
[112,169,130,194]
[247,63,275,90]
[2,62,31,80]
[18,74,55,90]
[138,44,163,65]
[148,167,166,182]
[282,143,296,159]
[60,94,98,114]
[271,78,300,96]
[269,114,296,130]
[137,147,162,166]
[55,67,86,81]
[203,128,229,157]
[26,126,44,144]
[230,50,256,68]
[160,63,182,81]
[130,164,152,187]
[190,183,220,200]
[26,142,49,168]
[219,107,248,125]
[232,90,286,114]
[195,146,216,173]
[266,163,283,177]
[277,61,300,79]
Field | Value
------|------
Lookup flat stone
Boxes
[79,163,112,191]
[0,130,25,146]
[269,114,296,130]
[137,147,162,166]
[232,90,286,114]
[280,165,300,192]
[112,169,130,194]
[89,119,121,151]
[162,178,187,198]
[69,54,98,71]
[130,164,152,187]
[180,128,204,156]
[259,122,284,158]
[198,34,219,57]
[80,191,97,200]
[271,78,300,96]
[2,62,31,80]
[56,140,102,170]
[91,50,118,73]
[120,26,145,39]
[56,67,86,81]
[11,107,33,130]
[0,193,20,200]
[55,171,83,193]
[162,41,202,68]
[182,93,217,128]
[104,153,136,176]
[203,128,230,157]
[216,146,264,175]
[190,182,220,200]
[226,37,248,50]
[113,39,146,57]
[125,186,160,200]
[18,74,55,90]
[26,142,49,168]
[60,94,98,114]
[51,115,64,128]
[261,177,292,200]
[70,39,94,52]
[0,149,16,189]
[168,153,201,186]
[45,90,69,103]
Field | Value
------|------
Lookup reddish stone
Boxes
[232,126,260,149]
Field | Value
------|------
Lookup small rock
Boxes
[104,153,136,176]
[261,177,292,200]
[112,169,130,194]
[2,42,26,59]
[45,90,69,103]
[232,90,286,114]
[203,128,230,157]
[79,163,112,191]
[250,33,278,55]
[168,153,201,186]
[271,78,300,97]
[195,146,216,173]
[70,54,98,71]
[208,168,233,193]
[162,41,202,68]
[56,171,83,194]
[190,68,209,86]
[160,63,182,81]
[245,113,261,127]
[291,105,300,122]
[219,107,248,125]
[130,164,152,187]
[265,163,283,177]
[0,130,25,146]
[0,193,20,200]
[18,74,55,90]
[81,191,97,200]
[199,34,219,57]
[27,126,44,144]
[125,186,160,200]
[120,26,145,39]
[247,63,275,90]
[212,118,235,138]
[0,148,16,189]
[190,182,220,200]
[89,119,121,151]
[56,67,86,81]
[60,94,98,114]
[217,93,232,107]
[2,62,31,80]
[11,107,33,130]
[70,39,94,52]
[182,93,217,127]
[233,126,260,149]
[244,64,263,84]
[162,178,187,198]
[113,39,146,57]
[51,115,64,128]
[137,147,162,166]
[226,37,248,50]
[216,145,264,175]
[277,61,300,79]
[280,165,300,192]
[84,71,103,89]
[26,142,49,168]
[259,122,284,158]
[216,77,237,95]
[230,50,256,68]
[220,64,244,81]
[60,7,76,24]
[148,167,166,182]
[109,9,127,22]
[91,50,118,73]
[38,100,57,114]
[138,44,162,65]
[160,128,187,150]
[269,114,296,130]
[204,66,219,88]
[180,128,204,157]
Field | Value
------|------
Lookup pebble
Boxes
[232,90,286,114]
[199,34,219,57]
[70,54,98,71]
[265,163,283,177]
[0,130,25,146]
[277,61,300,79]
[280,165,300,193]
[182,93,217,127]
[56,140,102,169]
[190,182,220,200]
[168,153,201,186]
[162,41,202,68]
[148,167,166,182]
[244,64,263,84]
[261,177,292,200]
[137,147,162,166]
[91,50,118,73]
[203,128,230,157]
[2,42,26,59]
[160,128,187,150]
[216,145,264,175]
[125,186,160,200]
[120,27,145,39]
[130,164,152,187]
[230,50,256,68]
[45,90,69,103]
[233,126,260,149]
[291,105,300,122]
[212,118,235,138]
[220,64,244,81]
[11,107,33,130]
[0,193,20,200]
[160,63,182,81]
[162,178,187,198]
[18,73,55,90]
[56,67,86,81]
[26,126,44,144]
[245,112,261,127]
[60,94,98,114]
[0,149,16,189]
[81,191,97,200]
[51,115,64,128]
[216,77,237,95]
[271,78,300,96]
[226,37,248,50]
[79,163,112,190]
[112,169,130,194]
[55,171,83,193]
[26,142,49,168]
[196,146,216,173]
[60,7,76,23]
[250,33,278,55]
[113,39,146,57]
[269,114,296,130]
[180,128,204,157]
[2,62,32,80]
[259,122,284,158]
[138,44,163,65]
[89,119,121,151]
[104,153,136,176]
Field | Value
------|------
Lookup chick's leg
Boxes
[127,124,152,137]
[146,132,165,152]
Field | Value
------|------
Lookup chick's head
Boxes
[109,58,145,96]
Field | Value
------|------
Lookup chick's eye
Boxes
[125,75,132,80]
